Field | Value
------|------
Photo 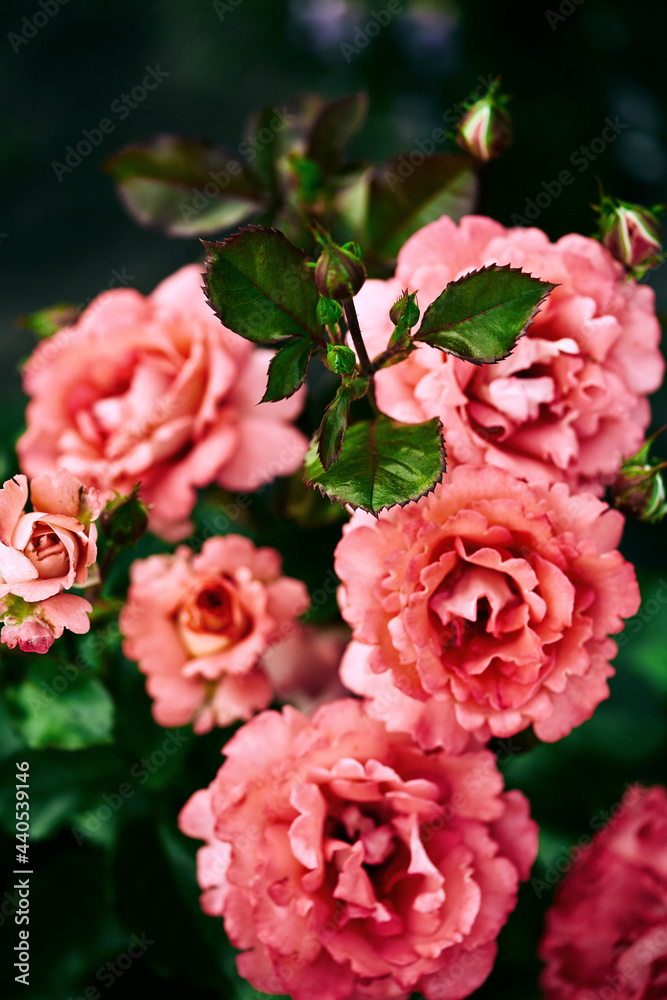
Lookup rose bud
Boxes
[99,486,149,548]
[612,430,667,523]
[456,80,512,161]
[389,288,420,328]
[596,194,664,271]
[314,236,366,301]
[325,343,357,374]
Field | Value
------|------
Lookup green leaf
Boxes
[317,385,352,471]
[112,817,236,989]
[103,135,266,236]
[242,105,284,195]
[305,414,446,513]
[261,339,315,402]
[8,659,115,750]
[366,153,478,259]
[307,92,369,175]
[203,226,324,346]
[413,264,556,364]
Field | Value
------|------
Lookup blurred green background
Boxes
[1,1,666,998]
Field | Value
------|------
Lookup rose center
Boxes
[177,578,251,658]
[24,526,70,579]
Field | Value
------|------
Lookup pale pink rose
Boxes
[179,698,538,1000]
[262,623,350,712]
[540,784,667,1000]
[18,265,308,541]
[120,534,310,732]
[336,465,640,751]
[354,215,664,491]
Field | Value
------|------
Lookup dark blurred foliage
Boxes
[1,2,666,999]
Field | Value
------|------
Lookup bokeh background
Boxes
[1,1,666,998]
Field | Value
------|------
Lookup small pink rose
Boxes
[120,534,310,732]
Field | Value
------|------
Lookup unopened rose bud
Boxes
[325,344,357,374]
[456,82,512,162]
[100,486,149,547]
[612,431,667,524]
[596,195,663,271]
[389,290,420,329]
[317,297,344,328]
[314,236,366,302]
[21,303,81,339]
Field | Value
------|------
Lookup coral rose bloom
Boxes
[540,784,667,1000]
[179,699,538,1000]
[18,265,308,541]
[0,470,98,602]
[0,469,99,652]
[354,215,663,490]
[336,465,640,751]
[120,535,309,732]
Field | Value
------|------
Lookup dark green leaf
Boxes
[307,92,369,175]
[8,659,115,750]
[317,385,352,471]
[103,135,266,236]
[0,745,126,840]
[305,414,446,513]
[111,817,235,989]
[261,338,315,402]
[413,264,556,364]
[242,104,286,195]
[204,226,324,345]
[366,153,478,259]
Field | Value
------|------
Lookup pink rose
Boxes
[120,535,310,732]
[336,465,640,751]
[18,265,308,541]
[262,623,350,713]
[0,469,99,653]
[354,215,663,491]
[179,699,538,1000]
[540,784,667,1000]
[1,593,93,654]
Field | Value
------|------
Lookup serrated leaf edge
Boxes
[414,263,558,366]
[304,416,447,516]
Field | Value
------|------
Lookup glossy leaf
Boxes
[307,92,369,175]
[305,414,446,513]
[366,153,478,259]
[104,135,265,236]
[262,339,315,402]
[8,660,114,750]
[414,264,556,364]
[203,227,324,346]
